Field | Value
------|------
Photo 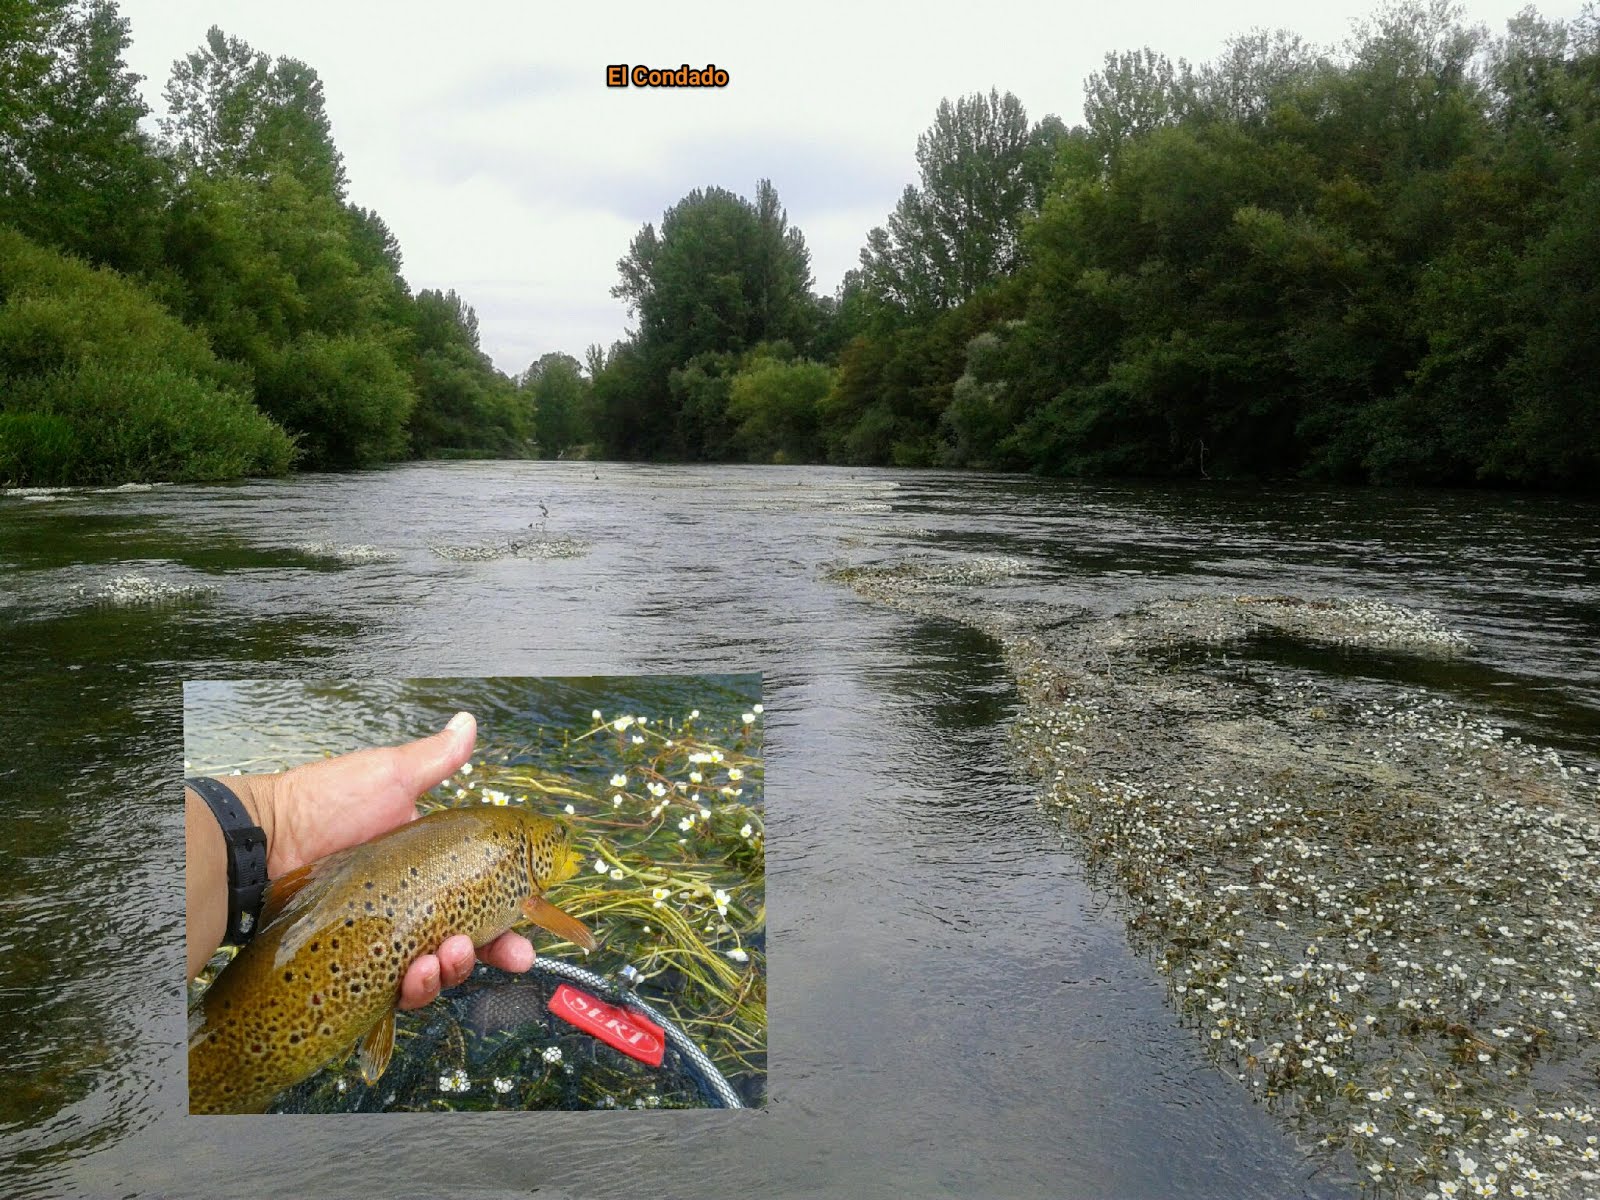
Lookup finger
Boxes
[398,953,442,1011]
[479,931,535,974]
[436,934,477,990]
[390,712,478,806]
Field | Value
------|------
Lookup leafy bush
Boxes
[0,227,292,485]
[0,362,294,485]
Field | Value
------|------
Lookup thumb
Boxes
[392,711,477,801]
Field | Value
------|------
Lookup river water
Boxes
[2,462,1596,1199]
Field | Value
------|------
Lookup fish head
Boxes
[519,809,581,890]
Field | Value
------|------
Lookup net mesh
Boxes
[268,961,752,1113]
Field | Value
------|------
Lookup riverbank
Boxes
[831,560,1600,1200]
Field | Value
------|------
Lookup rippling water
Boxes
[2,463,1596,1199]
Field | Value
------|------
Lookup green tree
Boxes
[726,353,833,463]
[161,26,347,198]
[859,90,1040,311]
[1083,48,1195,166]
[407,288,526,457]
[603,180,816,458]
[0,0,165,272]
[520,351,588,457]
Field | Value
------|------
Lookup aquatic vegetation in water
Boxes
[429,534,589,561]
[271,703,764,1112]
[71,572,215,605]
[831,563,1597,1199]
[290,541,399,565]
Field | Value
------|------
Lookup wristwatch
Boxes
[187,776,268,945]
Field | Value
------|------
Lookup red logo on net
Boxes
[549,984,665,1067]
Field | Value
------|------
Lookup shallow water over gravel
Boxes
[1,462,1596,1199]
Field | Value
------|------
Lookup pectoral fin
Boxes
[521,894,597,952]
[357,1008,396,1085]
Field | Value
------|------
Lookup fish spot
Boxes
[364,881,374,890]
[309,940,320,952]
[385,907,394,918]
[365,900,375,912]
[345,917,355,927]
[283,971,294,983]
[350,983,361,994]
[289,1033,301,1044]
[409,866,419,877]
[311,993,323,1006]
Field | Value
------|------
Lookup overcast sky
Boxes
[115,0,1580,377]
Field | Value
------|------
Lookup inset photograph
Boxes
[184,675,764,1113]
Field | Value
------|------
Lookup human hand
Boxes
[200,711,535,1004]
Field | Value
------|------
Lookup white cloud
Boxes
[116,0,1584,374]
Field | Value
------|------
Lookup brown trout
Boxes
[188,805,595,1114]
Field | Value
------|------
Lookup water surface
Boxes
[2,462,1596,1199]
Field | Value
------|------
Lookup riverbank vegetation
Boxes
[2,1,1595,488]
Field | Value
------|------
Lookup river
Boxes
[1,462,1596,1199]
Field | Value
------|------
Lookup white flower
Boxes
[689,771,703,783]
[612,794,623,807]
[726,948,748,963]
[592,709,603,720]
[678,817,694,832]
[609,868,623,880]
[753,704,763,714]
[631,735,644,745]
[741,712,755,724]
[460,762,473,776]
[728,767,743,781]
[713,888,731,916]
[563,803,575,815]
[593,857,608,874]
[542,1046,563,1064]
[740,823,754,839]
[493,1077,514,1094]
[610,773,627,788]
[612,716,634,731]
[688,709,700,719]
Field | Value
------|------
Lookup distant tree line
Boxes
[2,0,1595,488]
[587,0,1599,488]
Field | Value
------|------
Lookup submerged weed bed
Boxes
[832,562,1597,1200]
[420,704,767,1101]
[194,701,764,1113]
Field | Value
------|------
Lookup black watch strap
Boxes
[187,776,269,946]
